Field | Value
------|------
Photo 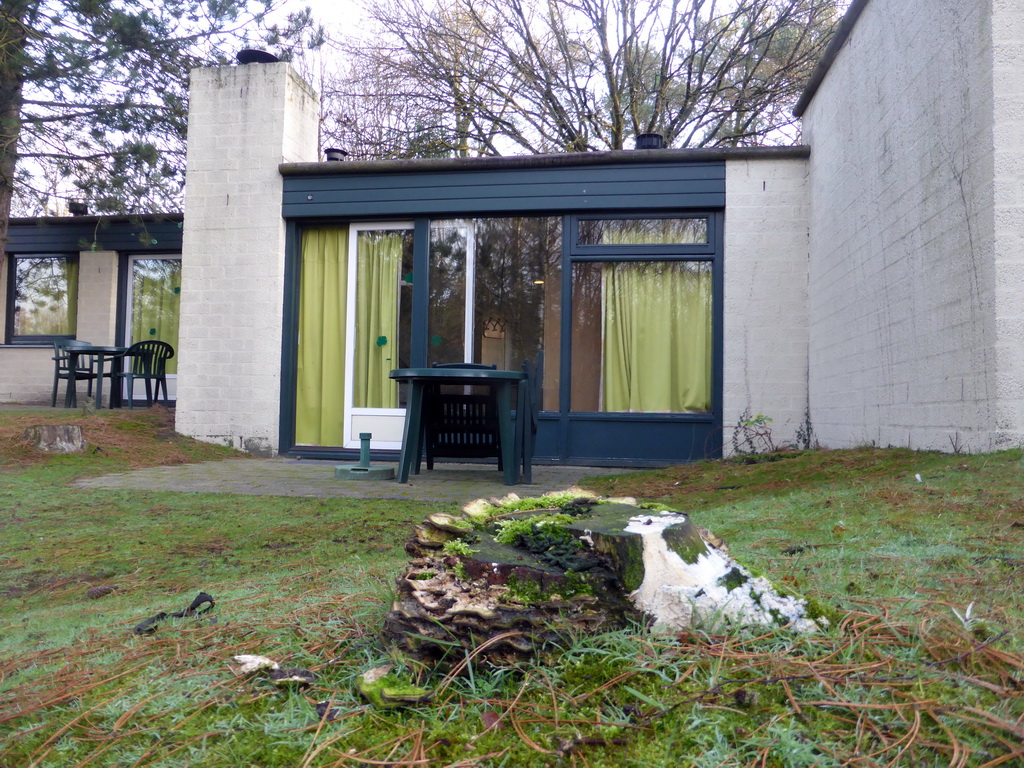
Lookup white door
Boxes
[343,225,414,449]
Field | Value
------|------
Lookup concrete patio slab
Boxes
[72,458,640,504]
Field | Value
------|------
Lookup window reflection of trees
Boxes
[578,217,707,245]
[131,259,181,374]
[428,217,561,374]
[13,256,75,336]
[428,225,468,363]
[472,217,560,368]
[132,260,179,334]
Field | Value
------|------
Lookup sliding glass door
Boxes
[428,217,562,409]
[289,212,720,463]
[123,256,181,402]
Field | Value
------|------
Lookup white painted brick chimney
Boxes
[176,62,319,454]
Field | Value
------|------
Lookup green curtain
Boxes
[296,227,348,445]
[601,262,712,412]
[131,260,180,374]
[353,232,401,408]
[66,259,79,335]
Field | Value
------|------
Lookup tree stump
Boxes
[21,425,87,453]
[384,491,833,665]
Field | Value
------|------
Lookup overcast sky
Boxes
[291,0,365,36]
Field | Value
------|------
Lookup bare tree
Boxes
[326,0,844,158]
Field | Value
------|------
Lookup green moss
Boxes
[357,670,432,709]
[494,497,564,512]
[662,524,711,565]
[441,539,478,557]
[801,596,842,627]
[452,560,469,581]
[408,571,436,580]
[494,514,575,545]
[720,567,748,592]
[505,573,594,606]
[618,537,647,593]
[638,502,677,513]
[462,499,498,525]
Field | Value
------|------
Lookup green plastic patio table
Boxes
[389,367,527,485]
[64,345,128,409]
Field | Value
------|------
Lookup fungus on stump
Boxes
[384,492,831,666]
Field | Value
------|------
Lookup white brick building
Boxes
[3,0,1021,464]
[798,0,1024,452]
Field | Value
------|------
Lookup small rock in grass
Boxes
[315,700,341,721]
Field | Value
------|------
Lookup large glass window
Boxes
[571,260,712,413]
[429,217,561,410]
[10,255,78,340]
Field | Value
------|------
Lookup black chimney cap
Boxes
[236,49,280,64]
[68,200,89,216]
[635,133,666,150]
[324,148,349,162]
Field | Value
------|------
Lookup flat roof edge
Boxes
[794,0,872,117]
[280,146,810,176]
[8,212,183,226]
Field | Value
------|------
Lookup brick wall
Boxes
[802,0,1006,451]
[991,0,1024,447]
[75,250,118,345]
[175,63,319,454]
[723,158,811,452]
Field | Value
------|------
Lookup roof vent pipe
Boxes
[323,147,349,162]
[68,201,89,216]
[635,132,666,150]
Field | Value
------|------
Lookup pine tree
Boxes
[0,0,320,251]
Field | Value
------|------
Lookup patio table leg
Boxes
[495,381,517,485]
[397,381,425,483]
[64,351,79,408]
[94,354,106,409]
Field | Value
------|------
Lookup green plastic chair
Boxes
[116,341,175,408]
[52,339,97,407]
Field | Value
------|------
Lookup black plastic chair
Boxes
[424,363,500,469]
[52,339,97,407]
[116,341,175,408]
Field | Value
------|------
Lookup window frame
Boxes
[4,253,80,345]
[571,214,716,258]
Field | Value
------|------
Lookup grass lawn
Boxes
[1,408,1022,767]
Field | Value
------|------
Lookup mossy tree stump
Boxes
[384,493,832,666]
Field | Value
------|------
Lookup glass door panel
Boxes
[344,225,414,450]
[428,217,562,410]
[427,222,471,365]
[124,256,181,402]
